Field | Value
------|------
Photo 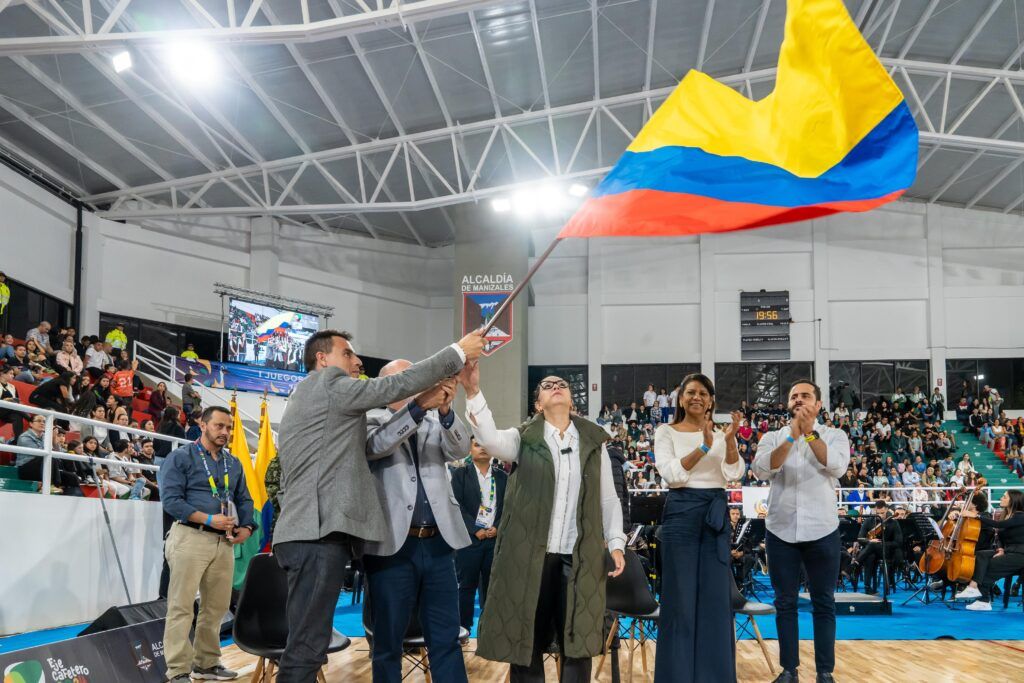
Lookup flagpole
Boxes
[480,236,563,336]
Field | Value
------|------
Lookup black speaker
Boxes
[79,599,167,637]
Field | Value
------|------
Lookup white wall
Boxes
[524,202,1024,413]
[0,492,164,636]
[73,215,455,362]
[0,162,76,302]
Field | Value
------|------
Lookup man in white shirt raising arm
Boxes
[752,379,850,683]
[460,360,625,683]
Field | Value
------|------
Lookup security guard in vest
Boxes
[461,361,626,682]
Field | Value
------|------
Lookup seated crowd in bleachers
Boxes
[597,380,1021,514]
[0,321,202,499]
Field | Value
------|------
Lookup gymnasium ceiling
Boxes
[2,0,1024,245]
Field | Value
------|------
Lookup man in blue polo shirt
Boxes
[159,406,254,682]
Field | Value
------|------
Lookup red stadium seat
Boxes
[132,410,151,425]
[0,424,11,441]
[65,431,81,443]
[13,380,35,406]
[132,398,149,413]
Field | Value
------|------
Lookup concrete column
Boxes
[811,221,831,407]
[452,207,530,427]
[699,233,716,381]
[586,240,602,419]
[78,214,105,336]
[925,206,948,411]
[248,216,280,295]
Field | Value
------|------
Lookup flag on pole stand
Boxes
[479,0,920,338]
[253,397,277,552]
[229,395,267,590]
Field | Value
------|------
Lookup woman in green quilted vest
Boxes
[652,373,745,683]
[459,360,626,682]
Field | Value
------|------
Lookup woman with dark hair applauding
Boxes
[653,373,745,683]
[958,489,1024,610]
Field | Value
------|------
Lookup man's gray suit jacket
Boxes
[363,403,473,557]
[272,345,463,548]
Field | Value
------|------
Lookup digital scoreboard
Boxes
[740,290,791,360]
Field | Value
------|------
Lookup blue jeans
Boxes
[766,529,840,674]
[364,535,467,683]
[129,478,147,500]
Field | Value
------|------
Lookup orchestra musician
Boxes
[852,500,903,595]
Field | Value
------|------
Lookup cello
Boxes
[945,486,983,583]
[916,486,983,580]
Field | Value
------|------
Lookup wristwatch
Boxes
[804,431,821,443]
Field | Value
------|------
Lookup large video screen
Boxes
[228,299,320,372]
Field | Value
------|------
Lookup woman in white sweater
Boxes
[653,373,745,683]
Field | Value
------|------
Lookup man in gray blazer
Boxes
[362,359,474,682]
[273,329,484,683]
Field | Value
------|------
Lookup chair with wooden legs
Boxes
[233,553,351,683]
[596,549,659,682]
[730,573,775,676]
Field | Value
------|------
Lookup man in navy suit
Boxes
[451,437,507,630]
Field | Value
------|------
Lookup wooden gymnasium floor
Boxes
[221,637,1024,682]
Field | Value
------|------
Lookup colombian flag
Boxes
[560,0,918,238]
[253,399,277,552]
[229,398,265,590]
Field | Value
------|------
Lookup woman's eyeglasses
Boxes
[539,380,570,391]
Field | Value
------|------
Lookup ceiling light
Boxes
[491,198,511,213]
[568,183,589,197]
[513,192,536,217]
[112,51,132,73]
[165,42,220,86]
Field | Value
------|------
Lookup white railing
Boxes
[626,485,1024,511]
[133,339,264,442]
[0,399,188,494]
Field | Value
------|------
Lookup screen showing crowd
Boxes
[227,299,320,372]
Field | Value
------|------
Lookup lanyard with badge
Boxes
[475,470,496,528]
[195,441,236,523]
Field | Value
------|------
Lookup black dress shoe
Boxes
[817,673,836,683]
[772,670,799,683]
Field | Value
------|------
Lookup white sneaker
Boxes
[966,600,992,611]
[955,586,982,600]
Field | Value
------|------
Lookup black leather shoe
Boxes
[772,671,798,683]
[817,673,836,683]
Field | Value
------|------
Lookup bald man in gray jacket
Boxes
[273,329,484,683]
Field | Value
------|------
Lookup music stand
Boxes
[901,513,953,608]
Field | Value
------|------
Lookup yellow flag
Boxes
[254,399,276,489]
[229,398,262,508]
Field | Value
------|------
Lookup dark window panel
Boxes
[780,362,815,401]
[829,362,862,409]
[601,365,636,410]
[715,363,748,412]
[945,359,978,403]
[749,363,781,407]
[860,361,895,408]
[895,360,930,397]
[529,365,588,416]
[976,359,1014,408]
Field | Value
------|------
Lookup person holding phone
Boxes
[652,374,745,683]
[159,406,254,682]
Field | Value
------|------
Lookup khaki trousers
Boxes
[163,522,234,678]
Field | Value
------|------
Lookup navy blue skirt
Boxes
[654,487,736,683]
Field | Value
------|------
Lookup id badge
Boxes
[475,505,491,528]
[223,499,238,523]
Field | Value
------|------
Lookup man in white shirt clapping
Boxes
[752,380,850,683]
